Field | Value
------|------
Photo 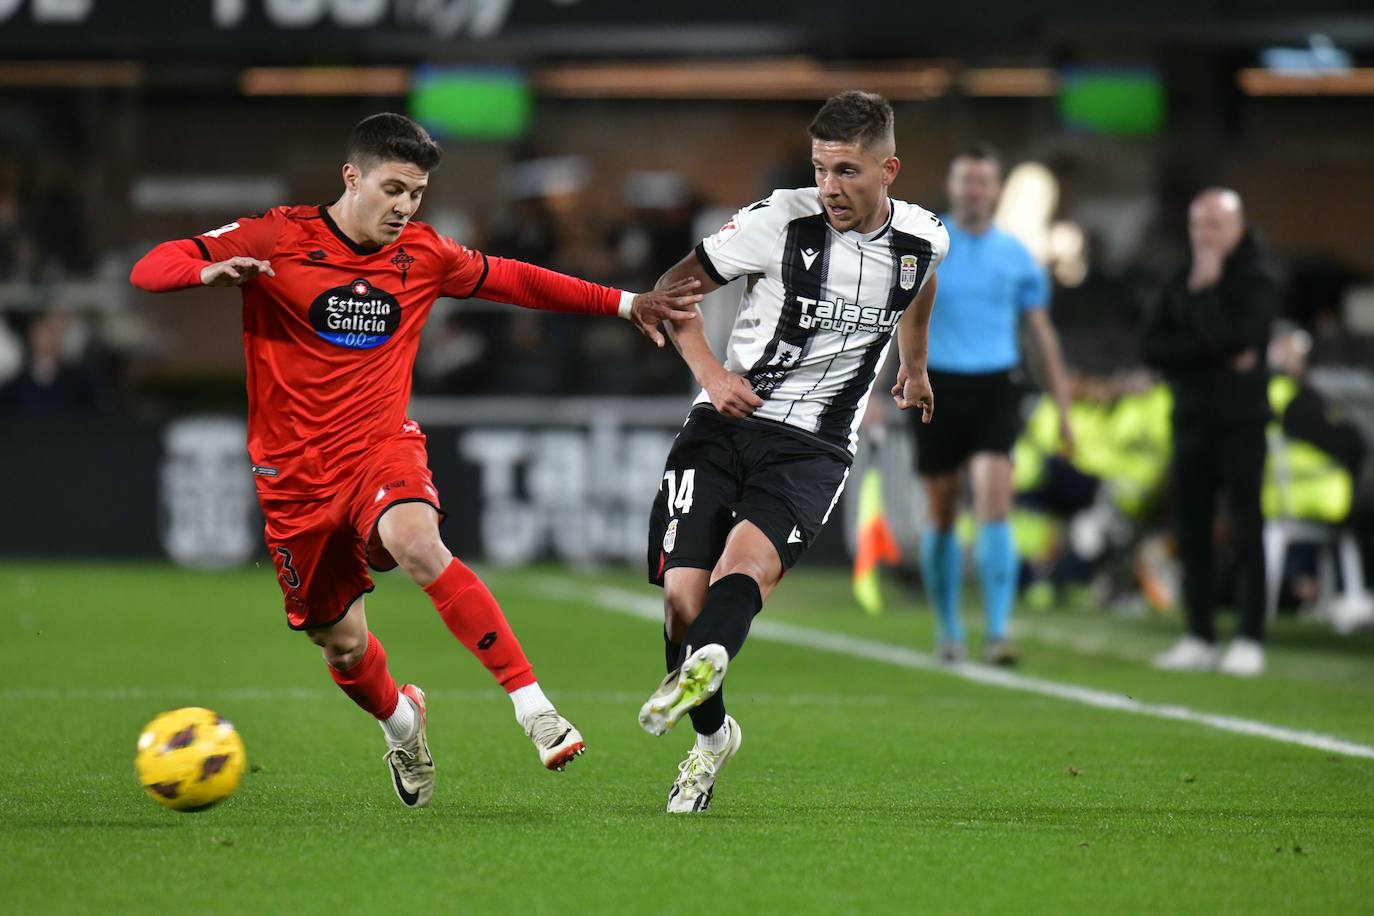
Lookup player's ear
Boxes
[342,162,361,194]
[883,155,901,188]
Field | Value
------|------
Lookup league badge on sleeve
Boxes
[710,217,740,250]
[899,254,920,290]
[663,518,679,552]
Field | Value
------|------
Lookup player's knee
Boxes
[663,585,704,636]
[714,558,776,594]
[387,528,451,583]
[317,632,366,671]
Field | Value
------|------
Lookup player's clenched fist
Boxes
[200,257,276,287]
[891,364,934,424]
[631,277,704,347]
[704,368,764,419]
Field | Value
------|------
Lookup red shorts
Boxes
[260,422,444,630]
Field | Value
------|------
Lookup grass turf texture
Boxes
[2,562,1373,914]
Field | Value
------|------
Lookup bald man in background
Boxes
[1143,189,1278,676]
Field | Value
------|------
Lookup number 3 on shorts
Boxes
[663,468,695,515]
[275,546,301,590]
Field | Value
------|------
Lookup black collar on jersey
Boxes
[318,204,384,256]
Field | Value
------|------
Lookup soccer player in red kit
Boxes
[130,113,702,807]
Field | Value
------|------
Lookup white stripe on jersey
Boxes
[695,188,950,455]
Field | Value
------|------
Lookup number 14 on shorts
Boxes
[663,469,695,514]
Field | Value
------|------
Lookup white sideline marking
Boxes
[531,577,1374,761]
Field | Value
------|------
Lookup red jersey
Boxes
[132,204,628,497]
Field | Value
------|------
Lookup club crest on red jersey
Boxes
[309,278,401,349]
[390,247,415,287]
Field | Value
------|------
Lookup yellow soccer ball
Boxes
[134,707,246,811]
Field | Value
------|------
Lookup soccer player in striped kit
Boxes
[636,91,948,812]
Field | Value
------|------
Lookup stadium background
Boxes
[3,4,1374,913]
[4,3,1374,578]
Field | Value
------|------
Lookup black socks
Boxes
[680,574,764,736]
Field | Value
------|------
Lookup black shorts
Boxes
[912,369,1024,475]
[647,406,851,585]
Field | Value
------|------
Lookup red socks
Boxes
[330,632,400,720]
[424,559,536,692]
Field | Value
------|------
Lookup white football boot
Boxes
[523,709,586,771]
[383,684,434,807]
[638,644,729,737]
[1217,638,1266,677]
[1151,635,1218,672]
[666,715,743,814]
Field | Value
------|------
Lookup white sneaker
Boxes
[1151,635,1218,672]
[523,709,586,771]
[638,644,728,737]
[666,716,742,814]
[383,684,434,807]
[1217,638,1266,677]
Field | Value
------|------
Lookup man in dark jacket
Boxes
[1143,188,1278,677]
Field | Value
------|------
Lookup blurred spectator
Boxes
[0,310,103,415]
[1143,188,1276,677]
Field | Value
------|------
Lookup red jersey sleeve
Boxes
[130,239,209,292]
[437,234,490,299]
[436,233,623,315]
[191,210,283,263]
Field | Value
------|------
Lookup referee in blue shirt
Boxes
[915,143,1073,665]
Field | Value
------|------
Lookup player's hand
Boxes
[630,278,704,347]
[705,368,763,419]
[892,364,934,423]
[201,257,275,287]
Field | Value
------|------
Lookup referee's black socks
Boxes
[681,573,764,736]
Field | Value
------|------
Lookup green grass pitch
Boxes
[3,562,1373,914]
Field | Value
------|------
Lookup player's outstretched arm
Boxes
[130,239,274,292]
[474,256,702,345]
[892,272,937,423]
[655,251,761,419]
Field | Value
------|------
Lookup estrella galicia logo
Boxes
[308,278,401,349]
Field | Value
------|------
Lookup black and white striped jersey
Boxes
[693,187,950,457]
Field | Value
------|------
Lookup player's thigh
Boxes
[712,519,784,599]
[352,424,445,573]
[262,501,374,632]
[733,434,850,585]
[648,415,739,586]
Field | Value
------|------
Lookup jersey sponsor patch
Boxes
[308,278,401,350]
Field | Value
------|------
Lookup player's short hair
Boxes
[951,142,1002,174]
[348,113,443,174]
[809,91,895,153]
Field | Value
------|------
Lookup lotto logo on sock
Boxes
[477,631,498,650]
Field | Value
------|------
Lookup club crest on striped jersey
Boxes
[899,254,920,290]
[308,278,401,350]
